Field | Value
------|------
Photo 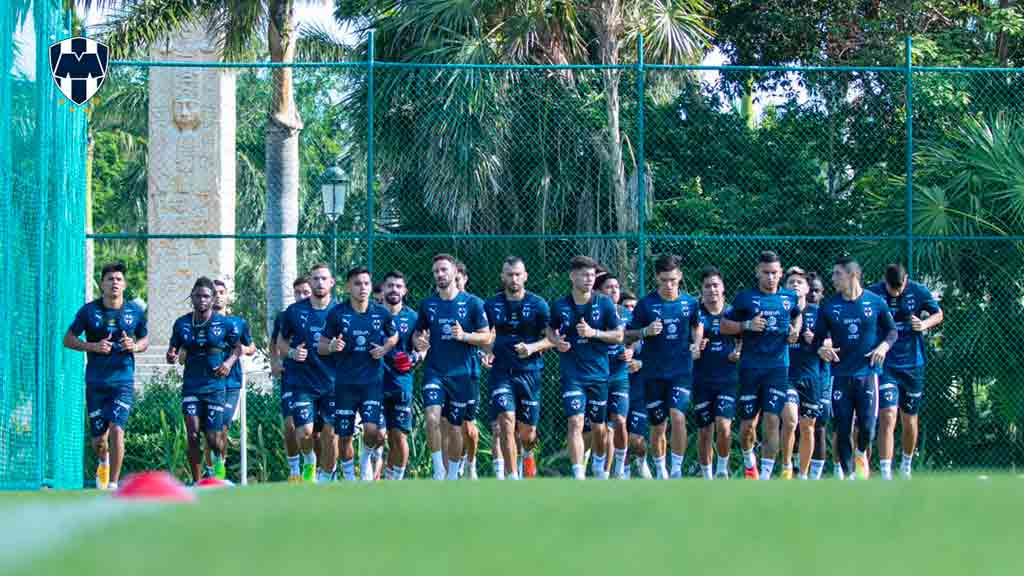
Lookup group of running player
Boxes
[65,249,942,486]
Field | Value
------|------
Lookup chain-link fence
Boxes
[7,30,1024,487]
[1,4,88,490]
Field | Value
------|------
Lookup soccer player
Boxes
[693,266,741,480]
[167,277,241,483]
[730,250,802,480]
[277,264,339,483]
[270,277,312,482]
[813,256,897,480]
[620,292,653,479]
[782,267,823,480]
[379,271,419,480]
[413,254,491,480]
[64,261,149,490]
[485,256,552,480]
[806,273,833,479]
[626,254,702,479]
[867,263,943,479]
[320,267,397,481]
[548,256,623,479]
[210,279,256,479]
[597,273,632,478]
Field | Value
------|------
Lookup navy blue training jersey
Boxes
[324,301,396,384]
[169,313,240,395]
[69,299,148,386]
[225,315,253,390]
[414,291,489,379]
[549,292,621,382]
[788,304,822,382]
[383,305,419,390]
[813,291,897,378]
[485,291,550,373]
[694,304,738,385]
[730,288,801,369]
[607,305,632,380]
[279,299,337,394]
[866,281,941,370]
[628,291,701,379]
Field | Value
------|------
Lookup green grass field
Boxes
[3,476,1020,576]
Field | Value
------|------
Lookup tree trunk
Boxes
[591,0,630,275]
[996,0,1012,66]
[265,0,303,337]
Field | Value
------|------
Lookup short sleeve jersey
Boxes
[485,291,550,373]
[169,313,240,394]
[69,299,148,386]
[694,304,738,385]
[730,287,801,369]
[548,292,620,382]
[814,291,897,378]
[324,301,397,384]
[866,281,941,369]
[225,315,253,390]
[279,299,337,394]
[788,304,821,382]
[383,305,419,389]
[627,291,701,379]
[414,291,489,379]
[607,305,632,380]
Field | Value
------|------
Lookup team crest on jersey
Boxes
[864,307,873,318]
[591,308,601,323]
[124,313,134,327]
[523,304,532,318]
[457,305,467,319]
[782,299,792,311]
[211,325,223,338]
[399,322,409,333]
[372,318,382,331]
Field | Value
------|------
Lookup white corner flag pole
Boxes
[239,361,248,486]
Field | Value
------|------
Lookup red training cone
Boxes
[195,477,234,489]
[113,471,196,502]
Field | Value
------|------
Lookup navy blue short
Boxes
[792,376,822,419]
[644,375,692,426]
[334,380,383,438]
[879,366,925,415]
[817,376,833,426]
[608,376,630,419]
[422,372,476,426]
[291,388,335,429]
[223,388,241,427]
[692,377,738,429]
[182,388,226,432]
[86,382,134,438]
[490,370,543,426]
[738,366,789,419]
[383,385,412,434]
[562,378,608,424]
[627,374,648,437]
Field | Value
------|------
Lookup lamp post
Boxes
[320,164,350,270]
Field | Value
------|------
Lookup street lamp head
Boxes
[320,165,350,220]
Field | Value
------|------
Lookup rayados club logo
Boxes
[49,37,109,110]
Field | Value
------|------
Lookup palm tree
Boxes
[332,0,712,275]
[82,0,308,336]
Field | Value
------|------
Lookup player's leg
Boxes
[899,368,924,479]
[202,391,226,479]
[608,378,629,478]
[359,397,382,482]
[852,375,878,479]
[87,386,113,489]
[831,377,856,477]
[385,387,413,479]
[737,368,760,479]
[335,401,357,481]
[779,385,799,479]
[626,375,650,478]
[876,369,900,480]
[495,378,517,479]
[443,378,471,480]
[106,384,133,488]
[422,376,447,480]
[714,390,737,478]
[462,399,480,480]
[291,394,320,483]
[796,375,820,478]
[562,380,587,479]
[758,371,784,480]
[646,378,670,479]
[216,387,240,480]
[693,388,714,479]
[586,381,610,479]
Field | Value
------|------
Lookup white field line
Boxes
[0,497,164,571]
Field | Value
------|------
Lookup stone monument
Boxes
[146,24,236,346]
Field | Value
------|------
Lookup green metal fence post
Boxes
[636,34,647,294]
[905,36,914,277]
[367,31,376,274]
